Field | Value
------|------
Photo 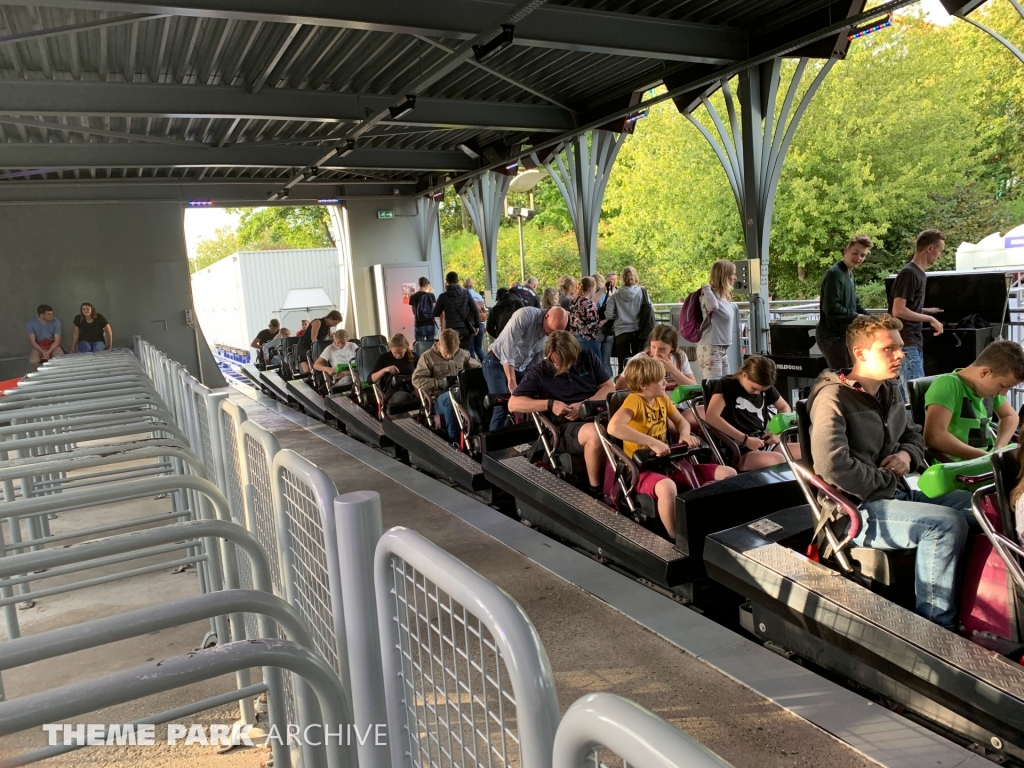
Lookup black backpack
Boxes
[414,292,435,324]
[487,297,524,338]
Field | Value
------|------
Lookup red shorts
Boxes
[638,464,718,498]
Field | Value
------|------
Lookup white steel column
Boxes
[457,170,513,298]
[534,129,628,277]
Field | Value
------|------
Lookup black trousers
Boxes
[614,330,644,373]
[815,330,850,370]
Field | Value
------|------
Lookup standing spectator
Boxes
[558,276,577,310]
[296,310,342,372]
[71,302,112,353]
[510,277,541,308]
[889,229,946,399]
[464,277,487,361]
[816,235,872,369]
[604,266,651,373]
[483,306,568,431]
[541,287,560,310]
[27,304,64,371]
[486,288,524,340]
[569,277,601,362]
[592,273,607,308]
[697,260,738,378]
[409,277,437,343]
[596,273,616,378]
[296,319,310,337]
[433,272,480,351]
[250,318,280,362]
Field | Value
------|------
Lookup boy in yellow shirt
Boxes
[608,356,735,539]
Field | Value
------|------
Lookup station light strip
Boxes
[848,14,892,40]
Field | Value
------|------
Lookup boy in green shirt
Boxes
[923,340,1024,460]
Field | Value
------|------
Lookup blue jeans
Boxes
[600,334,614,379]
[78,341,106,353]
[897,345,925,403]
[577,337,601,364]
[415,324,436,343]
[481,356,520,432]
[470,326,485,361]
[435,391,459,441]
[854,487,974,628]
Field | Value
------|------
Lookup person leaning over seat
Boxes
[27,304,64,371]
[482,306,568,432]
[807,313,975,631]
[922,340,1024,461]
[251,318,279,356]
[509,331,617,498]
[412,329,481,443]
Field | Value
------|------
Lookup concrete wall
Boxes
[0,202,223,384]
[344,198,442,339]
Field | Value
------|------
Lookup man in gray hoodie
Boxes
[807,314,973,630]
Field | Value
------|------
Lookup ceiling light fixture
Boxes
[473,24,514,62]
[457,143,480,159]
[338,139,356,157]
[848,14,891,40]
[388,95,417,120]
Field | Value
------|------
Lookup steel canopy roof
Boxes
[0,0,913,204]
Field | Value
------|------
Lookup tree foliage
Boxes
[232,206,335,250]
[190,226,238,274]
[440,5,1024,305]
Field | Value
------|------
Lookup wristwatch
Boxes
[547,398,554,412]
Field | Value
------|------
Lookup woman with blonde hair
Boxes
[540,287,560,310]
[697,260,738,377]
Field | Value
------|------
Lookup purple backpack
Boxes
[679,289,708,343]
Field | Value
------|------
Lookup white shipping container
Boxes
[190,248,342,350]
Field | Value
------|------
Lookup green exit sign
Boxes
[377,210,395,219]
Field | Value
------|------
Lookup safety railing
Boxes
[129,338,732,768]
[553,693,731,768]
[374,526,560,768]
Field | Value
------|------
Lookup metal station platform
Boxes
[705,505,1024,760]
[324,394,394,451]
[381,417,488,492]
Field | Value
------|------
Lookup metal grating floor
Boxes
[390,419,483,474]
[498,456,680,560]
[744,542,1024,701]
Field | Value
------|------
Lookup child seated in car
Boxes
[608,356,735,539]
[313,330,358,388]
[704,355,798,470]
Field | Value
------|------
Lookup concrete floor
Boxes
[236,394,877,768]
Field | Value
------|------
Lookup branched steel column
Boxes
[457,170,513,297]
[686,57,837,353]
[535,129,627,277]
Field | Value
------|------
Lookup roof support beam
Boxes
[0,80,575,133]
[0,11,166,47]
[0,0,748,63]
[0,144,478,171]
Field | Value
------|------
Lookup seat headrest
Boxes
[907,375,939,426]
[607,390,630,418]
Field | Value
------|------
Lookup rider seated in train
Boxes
[608,356,735,539]
[703,355,798,470]
[412,329,480,442]
[509,331,616,498]
[263,327,291,368]
[369,333,419,406]
[614,325,703,427]
[808,313,975,630]
[313,329,358,388]
[923,339,1024,461]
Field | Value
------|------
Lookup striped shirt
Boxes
[489,307,548,370]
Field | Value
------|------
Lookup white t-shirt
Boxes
[319,342,357,369]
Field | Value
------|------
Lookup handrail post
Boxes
[334,491,389,768]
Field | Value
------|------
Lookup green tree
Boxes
[190,226,238,273]
[230,206,334,250]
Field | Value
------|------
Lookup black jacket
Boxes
[486,295,525,339]
[509,285,540,308]
[817,260,866,337]
[434,284,480,333]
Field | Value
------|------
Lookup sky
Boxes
[182,1,957,259]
